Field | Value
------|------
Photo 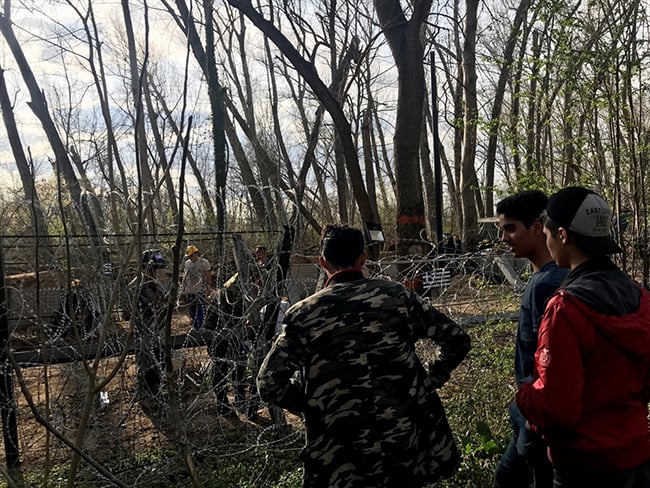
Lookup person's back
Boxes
[132,250,168,404]
[535,260,650,470]
[287,278,457,456]
[257,224,471,488]
[516,187,650,488]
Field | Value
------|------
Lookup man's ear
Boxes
[319,255,334,275]
[558,227,569,245]
[356,253,367,268]
[532,218,544,236]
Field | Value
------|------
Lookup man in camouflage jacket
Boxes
[257,224,471,488]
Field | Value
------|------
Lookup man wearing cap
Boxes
[181,245,212,329]
[494,190,567,488]
[516,187,650,487]
[257,223,471,487]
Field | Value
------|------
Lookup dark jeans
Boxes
[494,402,553,488]
[187,293,206,329]
[553,459,650,488]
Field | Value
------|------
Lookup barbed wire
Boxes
[0,233,528,485]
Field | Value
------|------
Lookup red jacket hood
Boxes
[561,289,650,361]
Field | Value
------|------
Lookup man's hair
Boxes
[320,224,365,268]
[540,211,560,236]
[255,245,266,252]
[496,190,548,228]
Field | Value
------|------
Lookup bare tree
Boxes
[0,3,105,257]
[374,0,431,254]
[459,0,480,249]
[226,0,378,228]
[0,68,50,248]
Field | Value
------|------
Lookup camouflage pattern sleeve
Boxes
[409,292,471,389]
[256,317,306,414]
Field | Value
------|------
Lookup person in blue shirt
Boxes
[494,190,568,488]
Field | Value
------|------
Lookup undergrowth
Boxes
[0,319,516,488]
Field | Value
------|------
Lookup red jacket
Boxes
[516,260,650,471]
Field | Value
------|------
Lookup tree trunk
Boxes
[0,67,50,247]
[460,0,480,249]
[452,0,465,234]
[121,0,157,236]
[204,0,227,256]
[419,105,437,243]
[374,0,432,255]
[525,30,540,176]
[484,0,532,215]
[143,72,179,224]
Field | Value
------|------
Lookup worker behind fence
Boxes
[181,245,212,329]
[205,283,248,419]
[130,249,168,408]
[249,296,290,425]
[257,223,471,488]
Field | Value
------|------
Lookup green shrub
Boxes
[437,319,517,487]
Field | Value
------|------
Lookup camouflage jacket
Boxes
[257,269,471,488]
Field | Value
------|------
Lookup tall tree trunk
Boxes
[419,104,437,242]
[460,0,480,249]
[121,0,157,236]
[143,72,179,224]
[452,0,465,234]
[507,29,529,184]
[204,0,227,257]
[222,101,270,226]
[374,0,432,255]
[334,141,350,222]
[362,109,378,219]
[362,108,381,258]
[525,30,540,176]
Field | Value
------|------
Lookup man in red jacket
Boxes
[516,186,650,488]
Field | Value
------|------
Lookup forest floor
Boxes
[0,274,521,486]
[3,310,303,485]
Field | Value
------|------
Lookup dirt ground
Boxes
[0,273,515,482]
[1,310,302,480]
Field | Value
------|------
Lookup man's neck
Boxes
[529,249,554,273]
[568,253,591,270]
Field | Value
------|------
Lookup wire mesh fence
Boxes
[0,232,529,485]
